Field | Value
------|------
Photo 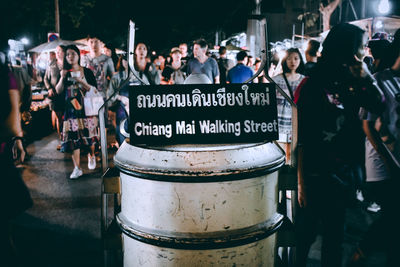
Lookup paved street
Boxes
[13,132,104,267]
[10,131,387,267]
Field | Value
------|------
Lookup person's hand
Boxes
[48,89,54,97]
[74,76,84,84]
[61,69,68,78]
[298,183,307,208]
[348,57,371,80]
[13,139,26,164]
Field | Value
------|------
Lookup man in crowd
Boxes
[217,46,234,84]
[179,42,190,66]
[304,39,320,76]
[227,50,253,83]
[187,39,219,84]
[81,35,115,99]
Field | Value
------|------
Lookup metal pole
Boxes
[361,0,366,18]
[55,0,60,34]
[292,24,295,47]
[348,0,359,20]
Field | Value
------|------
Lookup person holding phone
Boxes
[294,23,385,267]
[56,45,99,179]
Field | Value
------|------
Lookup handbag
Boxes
[83,86,104,116]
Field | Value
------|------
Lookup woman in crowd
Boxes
[44,45,66,150]
[132,42,160,85]
[294,23,385,267]
[161,47,187,84]
[272,48,305,163]
[55,45,99,179]
[0,52,32,265]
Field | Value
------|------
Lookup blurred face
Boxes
[104,47,112,57]
[158,55,165,64]
[56,46,64,61]
[135,43,147,59]
[356,33,368,61]
[88,38,100,52]
[179,44,187,55]
[193,44,206,58]
[171,51,182,62]
[122,59,128,70]
[66,49,79,66]
[286,52,301,72]
[248,57,254,66]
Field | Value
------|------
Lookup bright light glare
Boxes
[20,37,29,45]
[38,61,47,70]
[302,41,308,51]
[277,50,286,60]
[375,20,383,29]
[378,0,390,15]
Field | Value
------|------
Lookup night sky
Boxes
[1,0,255,53]
[2,0,400,53]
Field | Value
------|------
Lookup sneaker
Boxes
[356,190,364,202]
[367,202,381,213]
[88,154,96,170]
[70,167,83,179]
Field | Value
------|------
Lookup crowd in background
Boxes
[2,22,400,266]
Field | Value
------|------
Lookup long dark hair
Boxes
[321,23,365,66]
[63,45,81,70]
[282,48,305,74]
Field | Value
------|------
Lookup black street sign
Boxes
[129,83,278,145]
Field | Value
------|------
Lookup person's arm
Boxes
[213,59,220,84]
[107,58,115,79]
[44,67,51,89]
[7,89,25,163]
[297,145,307,207]
[362,119,400,175]
[55,69,67,94]
[44,67,56,97]
[80,68,98,91]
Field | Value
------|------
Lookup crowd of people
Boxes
[2,22,400,266]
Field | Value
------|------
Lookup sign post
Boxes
[47,32,59,42]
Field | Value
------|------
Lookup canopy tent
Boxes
[28,39,85,53]
[320,16,400,40]
[349,16,400,37]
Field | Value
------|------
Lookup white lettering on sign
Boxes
[176,121,196,135]
[199,120,241,136]
[136,86,270,109]
[243,120,278,134]
[134,122,172,138]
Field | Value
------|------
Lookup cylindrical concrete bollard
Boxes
[114,141,285,266]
